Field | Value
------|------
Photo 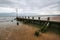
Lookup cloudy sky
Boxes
[0,0,60,15]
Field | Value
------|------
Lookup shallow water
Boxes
[0,17,15,22]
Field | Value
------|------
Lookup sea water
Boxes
[0,17,16,23]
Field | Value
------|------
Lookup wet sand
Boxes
[0,21,60,40]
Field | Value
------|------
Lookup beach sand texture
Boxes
[0,21,60,40]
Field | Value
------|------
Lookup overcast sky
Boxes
[0,0,60,15]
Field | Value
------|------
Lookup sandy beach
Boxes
[0,20,60,40]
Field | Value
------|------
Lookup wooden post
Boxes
[28,16,30,19]
[42,17,50,32]
[47,17,50,21]
[38,17,40,20]
[17,22,19,25]
[32,17,34,19]
[25,16,26,19]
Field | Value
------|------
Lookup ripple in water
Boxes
[0,17,16,22]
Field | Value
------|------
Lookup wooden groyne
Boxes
[16,16,60,33]
[16,16,60,24]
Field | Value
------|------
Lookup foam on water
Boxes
[0,17,16,22]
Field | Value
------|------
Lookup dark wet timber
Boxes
[16,16,60,35]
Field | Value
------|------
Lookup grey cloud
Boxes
[0,0,15,8]
[0,0,12,4]
[0,0,59,8]
[25,0,59,9]
[0,0,60,15]
[0,0,60,13]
